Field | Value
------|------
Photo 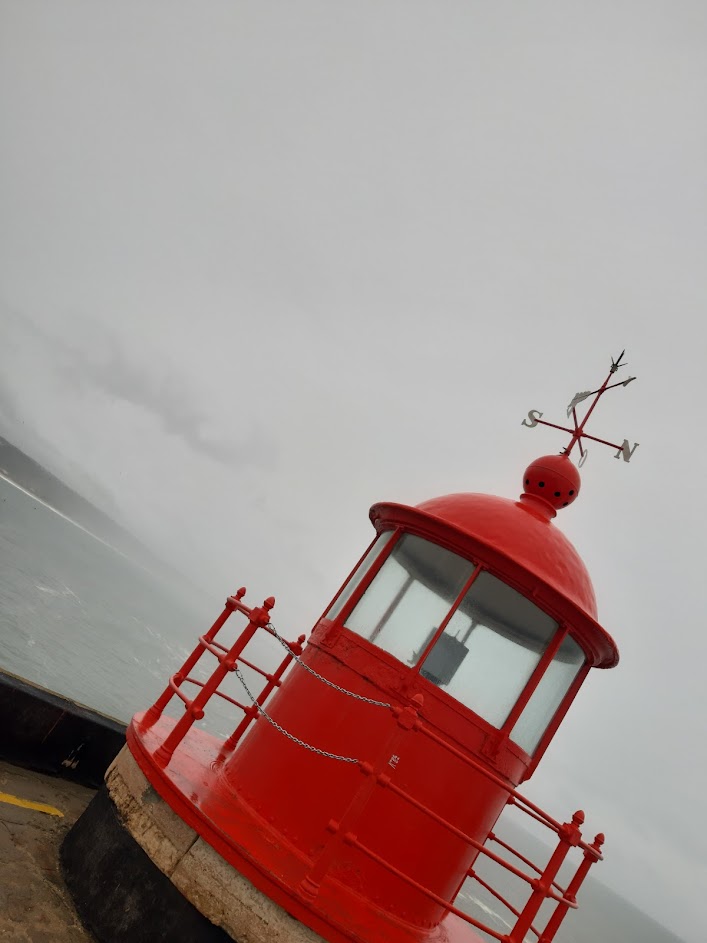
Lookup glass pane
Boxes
[421,572,558,727]
[345,534,475,667]
[325,530,395,621]
[510,634,585,755]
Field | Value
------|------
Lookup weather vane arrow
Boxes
[521,350,639,468]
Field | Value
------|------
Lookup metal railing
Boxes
[144,592,604,943]
[145,588,306,765]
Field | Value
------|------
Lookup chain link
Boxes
[266,622,392,708]
[228,620,391,763]
[234,666,359,763]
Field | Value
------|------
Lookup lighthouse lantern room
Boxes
[62,355,637,943]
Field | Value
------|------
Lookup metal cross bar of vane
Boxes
[522,351,638,465]
[532,419,625,453]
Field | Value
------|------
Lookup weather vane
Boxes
[522,351,638,467]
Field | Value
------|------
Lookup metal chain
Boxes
[267,622,391,709]
[234,666,359,763]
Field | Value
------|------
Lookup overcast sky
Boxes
[1,3,706,940]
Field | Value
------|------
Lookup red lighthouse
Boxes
[63,355,638,943]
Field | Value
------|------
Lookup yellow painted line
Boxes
[0,791,64,817]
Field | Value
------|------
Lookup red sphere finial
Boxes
[521,454,581,516]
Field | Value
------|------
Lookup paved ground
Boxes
[0,760,95,942]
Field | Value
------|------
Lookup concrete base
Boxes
[62,745,324,943]
[61,785,229,943]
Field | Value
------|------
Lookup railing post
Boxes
[508,810,585,943]
[153,596,274,766]
[298,693,424,903]
[145,588,247,724]
[538,832,604,942]
[223,633,306,750]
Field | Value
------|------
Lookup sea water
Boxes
[0,473,233,723]
[0,474,685,943]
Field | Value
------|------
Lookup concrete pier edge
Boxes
[61,745,324,943]
[0,668,126,788]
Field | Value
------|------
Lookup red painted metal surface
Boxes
[130,587,604,943]
[521,453,581,511]
[123,356,631,943]
[130,356,636,941]
[224,644,511,929]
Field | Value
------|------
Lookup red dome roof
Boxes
[418,493,597,618]
[370,493,619,668]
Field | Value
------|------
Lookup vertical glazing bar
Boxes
[501,626,568,736]
[527,663,590,775]
[333,529,401,627]
[317,532,379,622]
[411,565,482,672]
